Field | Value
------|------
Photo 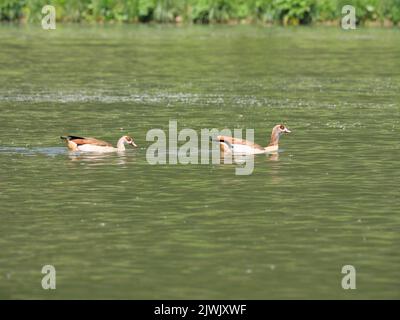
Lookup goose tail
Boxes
[60,135,84,141]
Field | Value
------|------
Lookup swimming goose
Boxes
[60,135,137,152]
[217,124,291,155]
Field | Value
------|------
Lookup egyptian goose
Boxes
[217,124,291,155]
[60,135,137,152]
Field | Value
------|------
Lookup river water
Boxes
[0,25,399,299]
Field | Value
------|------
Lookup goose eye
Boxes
[280,125,285,130]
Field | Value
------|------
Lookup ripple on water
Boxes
[0,147,67,156]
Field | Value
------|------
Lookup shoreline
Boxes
[1,19,399,28]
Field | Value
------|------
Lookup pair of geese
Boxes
[61,124,291,155]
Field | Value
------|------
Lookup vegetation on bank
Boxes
[1,0,400,25]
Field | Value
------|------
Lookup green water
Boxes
[0,25,399,299]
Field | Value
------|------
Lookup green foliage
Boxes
[383,0,400,24]
[271,0,316,25]
[337,0,380,23]
[315,0,339,21]
[0,0,27,21]
[189,0,239,23]
[0,0,399,25]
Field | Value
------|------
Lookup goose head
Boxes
[269,124,291,146]
[275,124,291,134]
[123,135,137,147]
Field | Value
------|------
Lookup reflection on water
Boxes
[0,26,399,299]
[0,147,67,156]
[0,146,277,168]
[268,153,279,161]
[67,150,131,166]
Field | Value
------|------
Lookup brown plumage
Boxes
[216,136,264,151]
[216,124,291,155]
[60,135,137,152]
[66,136,113,147]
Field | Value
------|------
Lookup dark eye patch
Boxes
[280,125,285,130]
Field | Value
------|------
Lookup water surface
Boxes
[0,25,399,299]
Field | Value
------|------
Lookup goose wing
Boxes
[61,135,113,147]
[216,135,263,150]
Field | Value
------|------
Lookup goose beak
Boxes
[130,141,138,147]
[284,128,291,133]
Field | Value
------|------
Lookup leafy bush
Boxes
[272,0,317,25]
[0,0,400,25]
[0,0,27,21]
[315,0,339,21]
[383,0,400,24]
